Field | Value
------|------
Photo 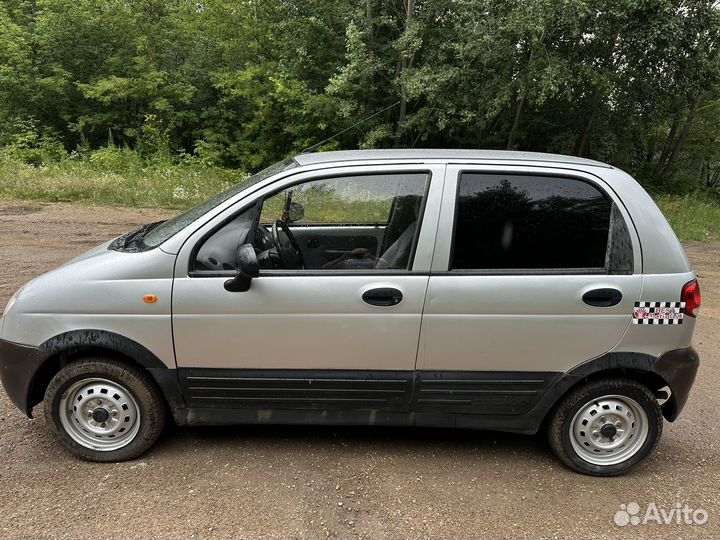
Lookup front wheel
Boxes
[44,357,166,462]
[547,379,663,476]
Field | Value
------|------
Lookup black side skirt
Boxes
[177,368,561,434]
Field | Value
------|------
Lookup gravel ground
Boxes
[0,200,718,540]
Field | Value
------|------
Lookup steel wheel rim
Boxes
[59,378,141,451]
[569,394,649,466]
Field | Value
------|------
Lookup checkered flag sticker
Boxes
[633,301,685,325]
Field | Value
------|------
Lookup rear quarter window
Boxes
[452,173,612,270]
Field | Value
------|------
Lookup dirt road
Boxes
[0,200,718,539]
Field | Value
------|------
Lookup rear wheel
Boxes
[547,378,663,476]
[44,357,166,462]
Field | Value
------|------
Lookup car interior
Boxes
[194,173,428,272]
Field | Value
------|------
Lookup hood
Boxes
[61,239,116,268]
[8,243,176,311]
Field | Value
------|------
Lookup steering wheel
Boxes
[271,220,304,269]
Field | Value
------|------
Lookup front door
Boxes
[172,164,445,416]
[415,165,643,416]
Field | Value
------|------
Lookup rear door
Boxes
[415,165,642,416]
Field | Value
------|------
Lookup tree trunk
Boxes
[507,46,533,150]
[507,91,526,150]
[711,168,720,188]
[655,111,681,173]
[658,96,701,182]
[393,0,414,148]
[365,0,375,114]
[393,82,407,148]
[574,85,603,157]
[574,30,620,158]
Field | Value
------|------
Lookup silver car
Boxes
[0,150,700,475]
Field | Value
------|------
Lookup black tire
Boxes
[547,378,663,476]
[44,357,166,462]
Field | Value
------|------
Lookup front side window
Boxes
[452,174,611,270]
[194,172,429,272]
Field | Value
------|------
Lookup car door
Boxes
[414,165,642,416]
[172,164,445,416]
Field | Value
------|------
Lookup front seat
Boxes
[375,196,421,269]
[375,222,417,269]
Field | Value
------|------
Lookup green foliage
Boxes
[1,0,720,208]
[0,117,66,165]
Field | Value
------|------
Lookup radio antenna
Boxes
[300,100,401,154]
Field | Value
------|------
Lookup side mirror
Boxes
[224,243,260,292]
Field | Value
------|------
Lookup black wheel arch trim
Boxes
[530,348,699,427]
[650,347,699,421]
[0,330,175,419]
[0,338,49,417]
[38,330,169,370]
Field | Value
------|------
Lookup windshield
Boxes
[140,158,298,249]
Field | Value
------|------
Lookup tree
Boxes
[0,0,719,192]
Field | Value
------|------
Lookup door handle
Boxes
[582,288,623,307]
[362,287,403,307]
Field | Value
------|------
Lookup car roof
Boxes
[293,149,612,169]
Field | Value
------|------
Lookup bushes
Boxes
[0,118,67,166]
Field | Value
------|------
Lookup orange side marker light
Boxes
[143,294,158,304]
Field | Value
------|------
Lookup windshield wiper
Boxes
[119,220,166,249]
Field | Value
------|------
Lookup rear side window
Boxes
[452,174,612,270]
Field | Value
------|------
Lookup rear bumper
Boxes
[0,338,49,418]
[653,346,700,421]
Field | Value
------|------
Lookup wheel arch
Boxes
[535,352,676,430]
[29,330,183,419]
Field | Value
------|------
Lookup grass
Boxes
[1,150,720,242]
[260,188,392,224]
[0,149,245,209]
[0,149,396,223]
[652,193,720,242]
